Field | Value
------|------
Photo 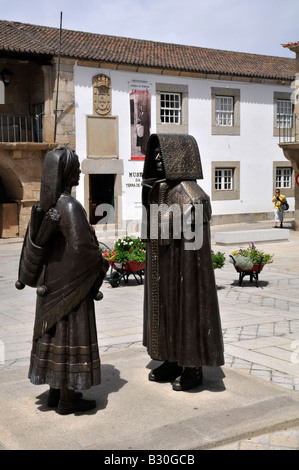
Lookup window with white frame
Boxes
[276,167,292,189]
[156,83,188,134]
[211,87,240,135]
[215,96,234,126]
[212,162,240,200]
[276,100,293,128]
[215,168,234,190]
[160,93,181,124]
[273,161,294,197]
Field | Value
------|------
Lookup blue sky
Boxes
[1,0,298,58]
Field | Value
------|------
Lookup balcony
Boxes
[279,114,299,215]
[278,113,299,143]
[0,114,43,143]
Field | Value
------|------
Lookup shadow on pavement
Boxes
[35,363,128,415]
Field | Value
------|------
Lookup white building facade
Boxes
[0,21,296,237]
[74,64,295,232]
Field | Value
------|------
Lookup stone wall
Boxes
[49,58,76,149]
[0,143,57,237]
[0,56,77,237]
[210,210,294,226]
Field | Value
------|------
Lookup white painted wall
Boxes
[74,64,294,224]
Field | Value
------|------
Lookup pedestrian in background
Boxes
[272,188,287,228]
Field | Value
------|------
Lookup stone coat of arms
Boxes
[93,74,111,116]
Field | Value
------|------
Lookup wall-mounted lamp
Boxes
[1,68,13,87]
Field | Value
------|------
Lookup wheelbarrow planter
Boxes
[230,255,265,287]
[99,238,146,287]
[107,259,145,287]
[123,261,145,273]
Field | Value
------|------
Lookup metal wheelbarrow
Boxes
[99,242,145,288]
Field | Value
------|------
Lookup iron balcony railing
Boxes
[0,114,43,143]
[278,113,298,143]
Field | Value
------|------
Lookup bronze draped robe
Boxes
[143,179,224,368]
[26,193,108,390]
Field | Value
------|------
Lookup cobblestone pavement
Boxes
[0,218,299,450]
[211,219,299,449]
[212,265,299,450]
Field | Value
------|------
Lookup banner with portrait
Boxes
[129,81,151,160]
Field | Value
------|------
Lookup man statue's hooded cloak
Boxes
[142,134,224,368]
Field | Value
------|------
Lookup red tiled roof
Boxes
[0,20,296,80]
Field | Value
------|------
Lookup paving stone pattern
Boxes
[0,219,299,450]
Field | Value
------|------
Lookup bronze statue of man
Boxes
[16,147,108,414]
[142,134,224,391]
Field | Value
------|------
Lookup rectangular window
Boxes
[276,167,292,189]
[160,92,181,124]
[215,96,234,126]
[277,100,293,128]
[215,168,234,190]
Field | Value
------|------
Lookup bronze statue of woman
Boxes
[16,147,108,414]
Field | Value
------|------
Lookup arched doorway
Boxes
[0,165,23,238]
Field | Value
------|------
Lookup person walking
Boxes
[272,188,287,228]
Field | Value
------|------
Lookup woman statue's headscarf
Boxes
[39,146,80,212]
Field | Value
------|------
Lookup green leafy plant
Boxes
[103,236,146,264]
[230,242,274,269]
[211,250,226,269]
[104,239,224,269]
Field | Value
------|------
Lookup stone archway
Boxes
[0,143,57,238]
[0,162,23,238]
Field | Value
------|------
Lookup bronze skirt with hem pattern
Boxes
[28,295,101,391]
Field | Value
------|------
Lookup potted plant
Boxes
[230,243,274,270]
[229,242,274,286]
[211,250,226,269]
[104,240,225,271]
[103,235,146,273]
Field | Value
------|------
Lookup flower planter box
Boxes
[109,260,145,273]
[230,255,265,287]
[109,260,122,270]
[103,236,146,287]
[124,261,145,273]
[107,259,145,287]
[234,263,265,274]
